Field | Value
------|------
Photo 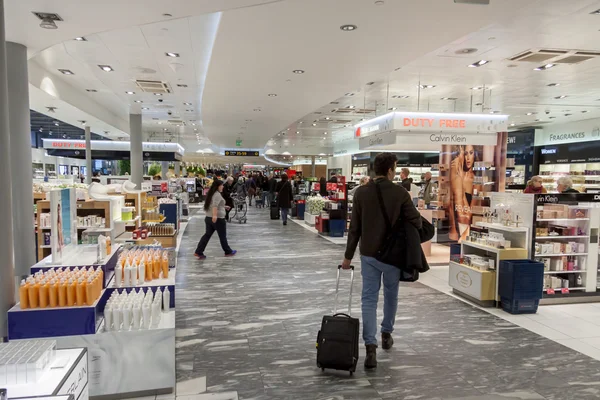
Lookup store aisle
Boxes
[174,207,600,400]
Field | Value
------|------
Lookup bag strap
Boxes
[374,182,392,234]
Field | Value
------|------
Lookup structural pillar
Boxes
[174,162,181,177]
[85,126,92,184]
[130,113,143,187]
[161,161,169,179]
[311,156,316,178]
[0,0,17,338]
[6,41,34,279]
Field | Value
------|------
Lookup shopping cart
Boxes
[230,195,248,224]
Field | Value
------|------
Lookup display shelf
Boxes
[449,261,490,274]
[109,267,175,289]
[537,218,590,222]
[536,235,590,240]
[547,287,585,292]
[545,270,586,274]
[474,222,529,233]
[462,241,527,254]
[535,252,588,257]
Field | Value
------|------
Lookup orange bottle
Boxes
[67,279,77,306]
[153,255,160,279]
[97,267,104,287]
[86,278,94,305]
[39,281,49,308]
[76,279,86,306]
[146,257,153,282]
[19,280,29,309]
[162,255,169,279]
[28,280,40,308]
[58,280,67,307]
[49,280,59,308]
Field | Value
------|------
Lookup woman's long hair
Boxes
[204,179,223,211]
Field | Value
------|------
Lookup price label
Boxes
[546,288,555,295]
[561,288,570,295]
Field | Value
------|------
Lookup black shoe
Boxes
[364,344,377,369]
[382,332,394,350]
[283,221,287,226]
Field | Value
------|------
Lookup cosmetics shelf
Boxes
[536,218,590,222]
[545,271,586,274]
[462,241,527,254]
[474,222,529,233]
[109,267,175,289]
[536,236,590,240]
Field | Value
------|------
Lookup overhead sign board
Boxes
[224,150,260,157]
[355,111,508,138]
[42,139,185,155]
[359,131,397,150]
[535,119,600,146]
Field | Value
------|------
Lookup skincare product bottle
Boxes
[104,304,112,331]
[49,280,58,308]
[76,278,86,306]
[132,303,141,330]
[58,279,67,307]
[162,254,169,279]
[577,274,583,287]
[113,304,121,331]
[139,260,145,283]
[142,303,151,329]
[153,254,160,280]
[124,261,131,287]
[130,263,138,286]
[86,277,94,305]
[163,287,170,311]
[122,304,131,331]
[19,280,29,309]
[67,279,77,306]
[39,280,49,308]
[115,263,123,287]
[145,257,153,282]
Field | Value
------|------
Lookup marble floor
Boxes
[170,207,600,400]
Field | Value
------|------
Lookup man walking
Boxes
[341,152,422,369]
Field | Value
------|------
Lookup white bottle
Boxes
[577,274,583,286]
[130,263,138,286]
[115,263,122,287]
[151,301,161,327]
[138,261,145,283]
[122,303,131,331]
[163,287,170,311]
[142,303,151,329]
[124,261,131,287]
[112,304,121,331]
[132,303,141,330]
[104,304,112,331]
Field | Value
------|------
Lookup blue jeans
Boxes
[361,255,401,346]
[281,208,290,222]
[262,191,269,205]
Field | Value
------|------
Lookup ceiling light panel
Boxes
[98,65,114,72]
[165,52,180,58]
[59,69,74,75]
[468,60,490,68]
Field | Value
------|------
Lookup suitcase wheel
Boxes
[321,368,325,372]
[349,371,353,376]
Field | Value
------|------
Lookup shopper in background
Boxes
[420,172,435,205]
[349,176,370,196]
[246,175,257,206]
[342,152,422,370]
[223,176,235,221]
[261,174,270,206]
[319,177,328,197]
[400,168,412,191]
[268,174,278,204]
[557,176,579,193]
[194,179,237,260]
[524,176,547,194]
[328,172,338,184]
[276,173,294,226]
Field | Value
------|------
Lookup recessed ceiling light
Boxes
[389,107,397,111]
[534,63,555,71]
[183,102,192,105]
[441,97,458,100]
[490,111,500,114]
[325,117,330,120]
[582,110,589,113]
[86,89,97,92]
[177,84,188,88]
[268,94,277,97]
[142,107,149,110]
[292,70,305,74]
[471,86,484,90]
[324,132,328,135]
[418,84,435,89]
[526,112,536,116]
[510,123,515,126]
[79,120,86,126]
[58,69,74,75]
[312,123,317,126]
[340,24,357,31]
[165,52,180,58]
[74,37,86,41]
[134,100,143,103]
[98,65,114,72]
[565,113,572,116]
[154,93,162,96]
[468,60,490,68]
[590,8,600,15]
[554,95,567,99]
[54,122,59,126]
[347,105,355,109]
[547,83,560,87]
[549,116,556,119]
[126,91,135,95]
[394,67,401,71]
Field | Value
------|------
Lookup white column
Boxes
[130,113,143,187]
[311,156,316,177]
[7,41,35,278]
[174,162,181,177]
[85,126,92,184]
[0,0,16,337]
[161,161,169,179]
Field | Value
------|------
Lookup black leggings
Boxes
[195,217,233,255]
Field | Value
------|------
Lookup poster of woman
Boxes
[439,133,508,242]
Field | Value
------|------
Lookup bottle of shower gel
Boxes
[163,287,170,311]
[124,261,131,286]
[130,263,138,286]
[28,278,39,308]
[139,261,145,283]
[76,278,86,306]
[58,279,67,307]
[39,280,49,308]
[67,279,77,306]
[19,280,29,309]
[49,280,59,308]
[115,263,123,287]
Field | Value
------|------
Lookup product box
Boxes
[542,210,557,220]
[571,208,588,219]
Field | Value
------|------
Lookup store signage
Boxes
[535,119,600,146]
[538,140,600,164]
[401,132,498,146]
[359,132,396,150]
[333,138,361,156]
[535,193,600,204]
[57,351,88,400]
[223,150,260,156]
[355,111,508,137]
[42,139,184,155]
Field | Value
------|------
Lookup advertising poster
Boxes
[439,132,508,242]
[50,188,77,263]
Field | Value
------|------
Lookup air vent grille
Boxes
[135,80,172,94]
[554,55,594,64]
[167,120,185,126]
[509,48,600,65]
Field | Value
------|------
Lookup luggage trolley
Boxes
[230,195,248,224]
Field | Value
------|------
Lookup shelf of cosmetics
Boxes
[0,340,57,386]
[450,254,496,271]
[39,213,107,230]
[18,267,104,309]
[536,205,589,220]
[103,287,170,332]
[470,206,524,227]
[132,223,176,239]
[466,231,518,250]
[544,274,584,292]
[114,247,170,287]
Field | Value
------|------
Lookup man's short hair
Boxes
[374,153,398,176]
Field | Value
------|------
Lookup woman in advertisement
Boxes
[449,144,481,241]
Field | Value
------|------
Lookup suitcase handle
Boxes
[334,265,354,315]
[332,313,352,318]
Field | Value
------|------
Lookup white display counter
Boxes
[6,348,88,400]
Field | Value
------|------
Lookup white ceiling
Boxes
[271,0,600,147]
[11,0,600,157]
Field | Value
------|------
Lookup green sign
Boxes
[236,139,242,147]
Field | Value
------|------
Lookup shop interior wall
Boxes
[31,148,87,174]
[327,155,352,179]
[291,164,327,178]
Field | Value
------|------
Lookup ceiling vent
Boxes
[509,49,600,65]
[32,12,63,21]
[167,119,185,126]
[332,108,376,115]
[135,80,172,94]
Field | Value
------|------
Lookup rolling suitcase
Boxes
[270,200,280,220]
[316,265,359,375]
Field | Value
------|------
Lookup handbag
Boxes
[374,183,430,282]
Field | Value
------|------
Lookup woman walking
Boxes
[194,180,237,260]
[276,173,294,226]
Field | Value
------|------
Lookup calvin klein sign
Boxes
[359,132,396,150]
